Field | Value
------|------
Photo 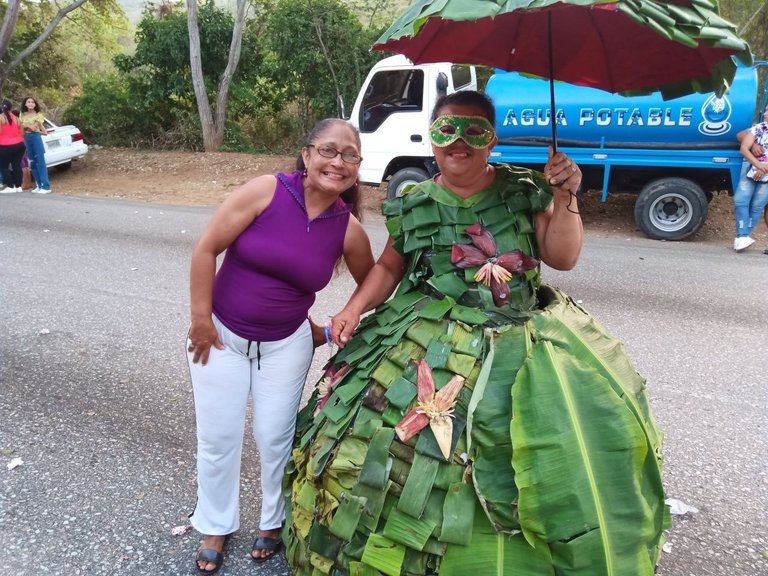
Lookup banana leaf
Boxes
[361,534,406,576]
[511,341,658,575]
[386,340,425,369]
[352,407,383,439]
[530,290,665,544]
[424,339,452,369]
[309,522,343,560]
[355,481,391,533]
[447,322,483,358]
[330,493,368,541]
[468,325,529,533]
[397,453,440,517]
[385,377,418,409]
[359,428,395,489]
[406,319,446,348]
[348,561,382,576]
[439,482,475,545]
[417,297,455,321]
[383,507,438,550]
[439,500,555,575]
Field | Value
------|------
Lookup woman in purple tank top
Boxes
[186,118,375,574]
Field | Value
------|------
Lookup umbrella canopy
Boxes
[373,0,752,100]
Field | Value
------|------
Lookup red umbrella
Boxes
[373,0,752,149]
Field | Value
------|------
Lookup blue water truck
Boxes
[350,55,768,240]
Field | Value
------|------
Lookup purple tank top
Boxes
[212,171,351,341]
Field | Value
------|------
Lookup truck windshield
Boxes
[360,69,424,133]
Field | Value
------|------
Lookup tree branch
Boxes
[310,4,344,118]
[738,0,768,36]
[5,0,91,74]
[186,0,216,150]
[0,0,21,63]
[214,0,248,131]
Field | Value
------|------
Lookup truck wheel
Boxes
[634,178,708,240]
[387,168,428,200]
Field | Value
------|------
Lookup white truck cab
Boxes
[348,55,477,199]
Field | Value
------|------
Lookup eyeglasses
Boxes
[311,145,363,165]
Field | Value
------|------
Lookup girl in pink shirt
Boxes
[0,99,26,193]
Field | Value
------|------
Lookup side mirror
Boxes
[436,73,448,97]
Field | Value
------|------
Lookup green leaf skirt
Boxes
[283,285,668,576]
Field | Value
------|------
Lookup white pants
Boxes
[187,315,313,536]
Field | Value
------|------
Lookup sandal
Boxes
[195,534,230,574]
[251,534,283,563]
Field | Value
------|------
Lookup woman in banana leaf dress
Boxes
[283,91,667,576]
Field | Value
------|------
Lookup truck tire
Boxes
[634,178,708,240]
[387,167,429,200]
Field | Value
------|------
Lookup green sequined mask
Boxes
[429,115,495,149]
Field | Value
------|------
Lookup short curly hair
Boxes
[431,90,495,126]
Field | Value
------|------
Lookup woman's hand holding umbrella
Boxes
[545,145,581,199]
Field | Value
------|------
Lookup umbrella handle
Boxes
[548,11,558,153]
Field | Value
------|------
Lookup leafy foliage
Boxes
[0,0,127,113]
[115,0,261,107]
[264,0,384,125]
[1,2,76,106]
[69,0,275,150]
[61,0,767,152]
[63,73,170,147]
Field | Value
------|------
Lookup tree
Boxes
[187,0,247,151]
[0,0,119,93]
[265,0,382,127]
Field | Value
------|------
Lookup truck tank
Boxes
[487,66,758,149]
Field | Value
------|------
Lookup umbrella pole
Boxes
[548,11,558,153]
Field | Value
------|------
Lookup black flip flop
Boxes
[195,535,230,574]
[251,535,283,563]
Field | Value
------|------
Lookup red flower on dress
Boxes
[451,223,539,306]
[394,359,465,459]
[314,363,351,416]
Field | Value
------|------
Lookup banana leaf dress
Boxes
[283,165,668,576]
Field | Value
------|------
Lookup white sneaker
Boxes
[0,186,20,194]
[32,188,51,194]
[734,236,756,251]
[30,187,40,193]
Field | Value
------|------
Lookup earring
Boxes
[302,169,308,177]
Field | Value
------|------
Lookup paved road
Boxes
[0,194,766,576]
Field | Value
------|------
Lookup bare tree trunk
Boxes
[0,0,90,92]
[0,0,21,63]
[213,0,247,137]
[187,0,247,152]
[0,0,19,93]
[186,0,217,151]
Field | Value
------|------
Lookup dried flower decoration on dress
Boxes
[451,223,538,306]
[315,363,351,416]
[394,359,465,459]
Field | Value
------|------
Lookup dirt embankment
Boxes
[49,147,762,246]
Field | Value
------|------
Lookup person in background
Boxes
[733,102,768,252]
[19,96,51,194]
[21,152,34,191]
[0,99,26,194]
[186,118,374,574]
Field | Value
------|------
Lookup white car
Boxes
[42,119,88,169]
